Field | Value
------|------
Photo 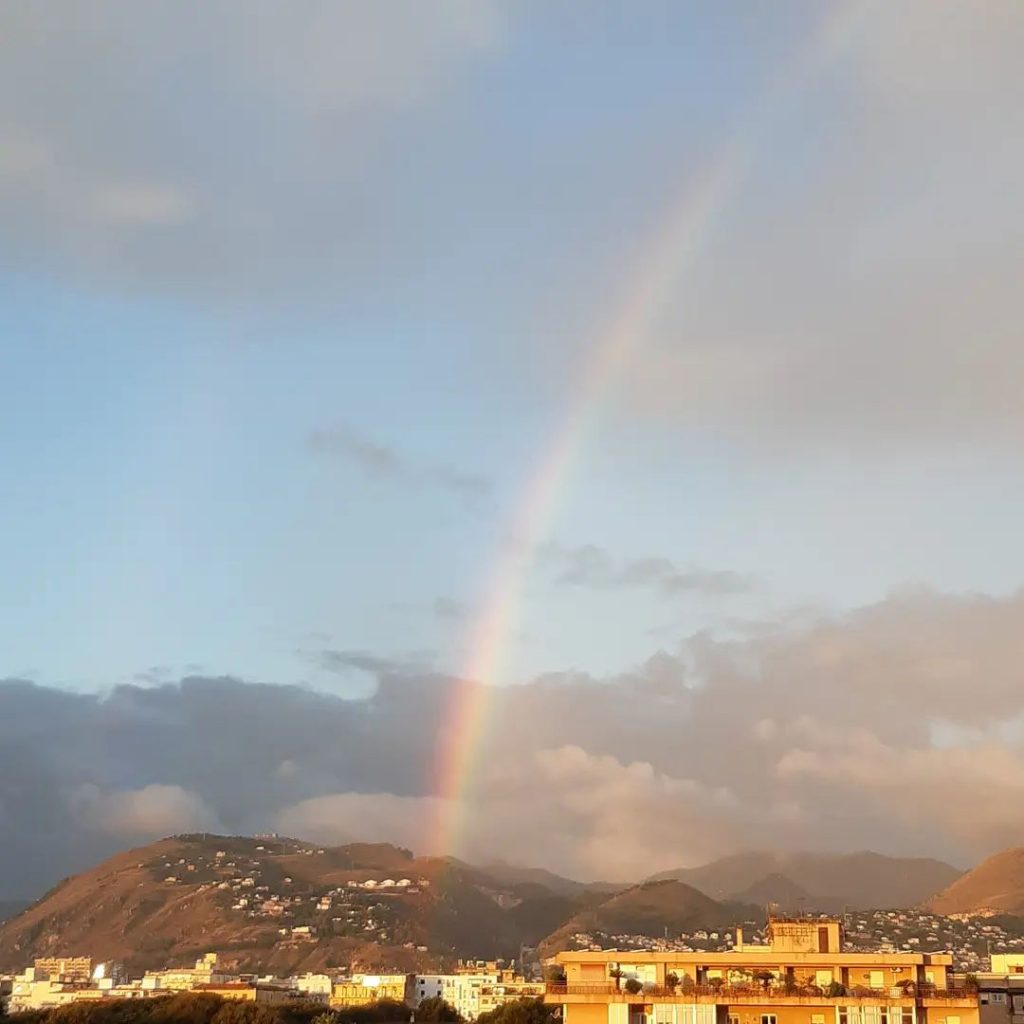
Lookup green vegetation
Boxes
[411,999,459,1023]
[475,999,557,1024]
[13,994,412,1024]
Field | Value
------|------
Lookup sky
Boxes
[2,1,1024,898]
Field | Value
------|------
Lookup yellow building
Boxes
[547,919,979,1024]
[989,958,1024,978]
[195,983,301,1005]
[331,974,413,1008]
[143,953,228,992]
[477,979,547,1017]
[32,958,93,982]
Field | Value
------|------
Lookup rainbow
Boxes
[426,1,864,862]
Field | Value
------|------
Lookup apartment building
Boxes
[194,982,305,1005]
[547,918,979,1024]
[968,955,1024,1024]
[330,973,412,1008]
[412,969,545,1020]
[142,953,229,991]
[477,978,547,1016]
[32,958,94,982]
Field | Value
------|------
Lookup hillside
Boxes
[651,851,962,909]
[732,873,825,913]
[539,879,755,955]
[0,835,596,974]
[474,862,624,898]
[924,848,1024,916]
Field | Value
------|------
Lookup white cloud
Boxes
[70,783,221,838]
[92,182,193,226]
[277,792,450,852]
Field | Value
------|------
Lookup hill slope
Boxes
[474,862,624,898]
[539,879,756,955]
[651,851,962,909]
[924,848,1024,915]
[732,873,825,913]
[0,835,593,974]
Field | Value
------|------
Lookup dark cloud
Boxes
[541,543,754,597]
[303,648,433,677]
[308,425,491,503]
[5,586,1024,894]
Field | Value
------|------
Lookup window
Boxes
[870,972,885,990]
[761,1015,777,1024]
[729,1016,740,1024]
[812,1015,826,1024]
[816,971,834,988]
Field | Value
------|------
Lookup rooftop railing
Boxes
[546,984,977,1002]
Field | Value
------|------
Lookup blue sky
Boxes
[5,2,1024,889]
[2,0,1024,695]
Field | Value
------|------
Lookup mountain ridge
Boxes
[923,847,1024,916]
[0,836,972,975]
[649,850,962,909]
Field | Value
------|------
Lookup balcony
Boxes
[545,984,975,1006]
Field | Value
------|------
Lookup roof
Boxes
[556,950,953,966]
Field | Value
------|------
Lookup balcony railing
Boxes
[546,984,977,1003]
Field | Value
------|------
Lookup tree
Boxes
[415,999,461,1023]
[475,999,558,1024]
[542,966,565,986]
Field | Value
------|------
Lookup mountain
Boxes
[732,873,828,913]
[0,834,595,975]
[538,879,756,955]
[650,851,962,909]
[923,847,1024,916]
[474,862,624,898]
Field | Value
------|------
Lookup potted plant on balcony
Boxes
[666,973,680,994]
[610,969,623,992]
[624,980,644,996]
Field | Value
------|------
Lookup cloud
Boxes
[303,648,433,677]
[1,1,1022,455]
[92,182,194,226]
[609,4,1024,447]
[278,792,450,851]
[541,543,754,597]
[308,425,491,503]
[0,1,503,301]
[5,584,1024,894]
[72,783,222,838]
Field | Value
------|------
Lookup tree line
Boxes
[5,993,558,1024]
